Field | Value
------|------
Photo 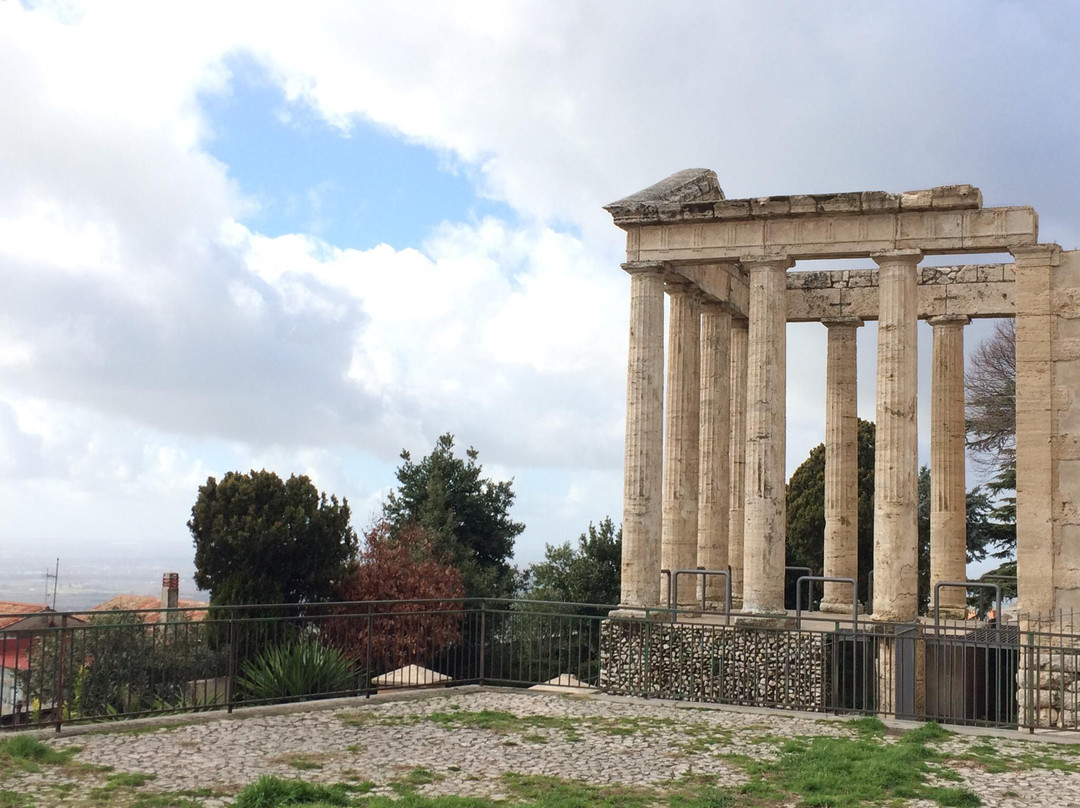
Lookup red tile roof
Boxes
[0,602,50,631]
[90,595,208,623]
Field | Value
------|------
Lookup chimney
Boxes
[160,572,179,622]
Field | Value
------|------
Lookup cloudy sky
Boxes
[1,1,1078,603]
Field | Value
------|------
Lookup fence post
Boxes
[1024,624,1035,733]
[478,602,486,686]
[226,610,237,714]
[54,615,67,733]
[365,603,373,699]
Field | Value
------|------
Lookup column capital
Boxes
[927,314,970,328]
[622,260,667,276]
[699,299,733,315]
[821,316,864,330]
[731,316,749,331]
[871,249,923,267]
[1010,243,1061,267]
[664,277,704,301]
[740,253,794,272]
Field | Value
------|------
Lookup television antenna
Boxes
[44,558,59,609]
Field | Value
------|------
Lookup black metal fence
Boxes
[0,598,1074,734]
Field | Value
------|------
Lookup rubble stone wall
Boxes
[598,619,826,709]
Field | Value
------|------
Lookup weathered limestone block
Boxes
[662,283,702,607]
[871,250,921,623]
[619,264,666,609]
[742,256,794,616]
[929,315,970,619]
[698,303,731,606]
[821,317,862,614]
[1013,245,1060,618]
[728,319,749,609]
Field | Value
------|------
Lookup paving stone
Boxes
[2,689,1079,805]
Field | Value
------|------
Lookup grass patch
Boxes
[285,754,326,771]
[847,716,887,737]
[0,791,29,808]
[104,772,158,788]
[86,771,160,801]
[401,767,441,786]
[425,709,682,744]
[233,776,353,807]
[901,721,953,744]
[128,792,207,808]
[0,735,78,771]
[501,772,657,808]
[951,735,1080,774]
[723,724,981,807]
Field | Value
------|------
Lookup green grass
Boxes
[953,736,1080,774]
[722,723,980,808]
[0,791,29,808]
[286,754,326,771]
[0,735,78,776]
[232,776,354,808]
[501,773,658,808]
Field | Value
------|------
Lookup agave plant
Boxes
[236,635,356,703]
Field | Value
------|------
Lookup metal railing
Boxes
[934,581,1002,632]
[670,568,732,623]
[3,597,1078,734]
[794,576,858,629]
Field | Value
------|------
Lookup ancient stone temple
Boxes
[604,168,1080,625]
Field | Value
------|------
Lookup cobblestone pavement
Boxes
[6,688,1080,806]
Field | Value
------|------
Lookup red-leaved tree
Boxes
[325,520,464,672]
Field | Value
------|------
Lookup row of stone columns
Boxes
[620,253,972,622]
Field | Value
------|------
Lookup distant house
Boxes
[88,574,208,624]
[0,602,86,722]
[89,594,209,623]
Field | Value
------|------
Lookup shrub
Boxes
[236,636,355,703]
[325,520,464,672]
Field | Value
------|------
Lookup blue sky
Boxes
[0,1,1078,606]
[201,55,515,251]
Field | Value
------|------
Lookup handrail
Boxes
[661,569,672,610]
[794,576,857,630]
[933,580,1002,632]
[671,569,732,625]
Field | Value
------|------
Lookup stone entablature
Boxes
[606,172,983,227]
[608,169,1037,263]
[785,264,1014,321]
[673,263,1016,322]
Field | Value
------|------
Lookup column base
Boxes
[819,600,862,616]
[735,613,795,629]
[934,607,968,621]
[870,609,917,624]
[607,607,660,619]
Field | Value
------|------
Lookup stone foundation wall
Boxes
[1018,647,1080,729]
[599,619,826,709]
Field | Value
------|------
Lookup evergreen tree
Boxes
[189,469,356,606]
[527,517,622,607]
[384,434,523,599]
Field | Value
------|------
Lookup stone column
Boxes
[871,249,922,623]
[728,318,749,609]
[661,281,702,608]
[820,317,863,614]
[1012,245,1060,619]
[619,262,666,610]
[698,301,731,607]
[929,315,970,619]
[741,255,794,617]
